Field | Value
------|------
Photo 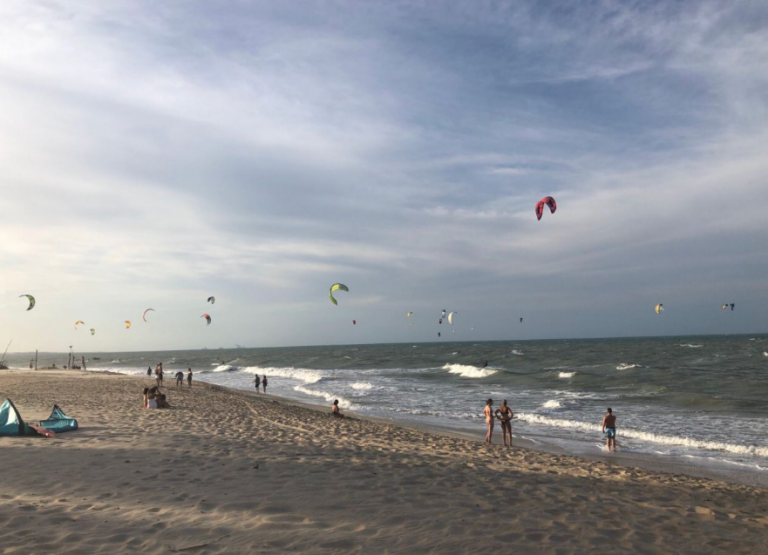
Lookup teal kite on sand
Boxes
[39,404,78,433]
[0,399,53,437]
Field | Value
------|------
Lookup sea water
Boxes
[11,335,768,477]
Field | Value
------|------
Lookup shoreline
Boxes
[7,367,765,488]
[2,369,767,554]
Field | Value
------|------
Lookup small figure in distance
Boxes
[262,375,268,394]
[602,407,617,452]
[332,399,344,418]
[186,368,193,388]
[497,399,513,447]
[147,366,152,377]
[175,370,184,389]
[484,398,494,444]
[254,374,261,392]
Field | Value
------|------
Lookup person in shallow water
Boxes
[602,407,617,452]
[262,375,268,394]
[254,374,260,392]
[484,399,494,444]
[497,400,513,447]
[186,368,193,388]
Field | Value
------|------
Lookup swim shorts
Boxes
[604,427,616,439]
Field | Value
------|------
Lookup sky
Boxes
[1,0,767,353]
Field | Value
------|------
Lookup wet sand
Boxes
[1,369,766,554]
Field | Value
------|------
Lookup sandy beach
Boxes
[1,370,766,554]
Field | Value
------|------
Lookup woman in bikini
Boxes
[484,398,494,444]
[497,399,513,447]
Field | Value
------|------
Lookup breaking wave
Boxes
[442,364,497,378]
[558,372,576,379]
[616,363,640,371]
[240,366,322,384]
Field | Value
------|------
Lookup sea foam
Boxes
[240,366,322,384]
[558,372,576,379]
[517,413,768,458]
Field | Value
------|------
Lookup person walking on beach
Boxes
[186,368,193,388]
[254,374,260,392]
[147,366,152,377]
[498,400,513,447]
[175,370,184,389]
[602,408,617,452]
[484,398,494,444]
[262,375,268,394]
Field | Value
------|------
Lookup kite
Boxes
[409,322,414,327]
[438,332,441,338]
[441,309,446,318]
[207,296,215,305]
[19,294,35,311]
[655,304,664,314]
[90,328,95,336]
[125,320,131,329]
[535,196,557,221]
[74,320,85,330]
[520,317,523,323]
[201,313,211,325]
[438,318,443,324]
[329,283,349,305]
[722,304,728,311]
[352,319,356,325]
[142,308,155,322]
[730,303,735,311]
[407,312,413,318]
[448,312,457,325]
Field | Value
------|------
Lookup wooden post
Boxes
[35,350,38,371]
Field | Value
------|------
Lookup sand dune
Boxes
[1,370,766,554]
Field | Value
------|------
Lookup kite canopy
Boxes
[201,313,211,325]
[125,320,131,329]
[407,312,413,318]
[352,319,356,325]
[441,309,446,318]
[74,320,85,330]
[730,303,735,311]
[520,317,523,323]
[448,312,457,325]
[38,405,78,433]
[142,308,155,322]
[329,283,349,305]
[207,296,216,305]
[535,196,557,221]
[19,294,35,311]
[722,304,728,311]
[655,304,664,314]
[90,328,96,335]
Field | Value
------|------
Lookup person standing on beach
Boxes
[175,370,184,389]
[147,366,152,377]
[262,375,268,394]
[484,398,494,444]
[254,374,260,392]
[602,408,617,451]
[498,400,513,447]
[157,365,164,387]
[187,368,193,388]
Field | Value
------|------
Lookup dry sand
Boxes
[1,369,767,554]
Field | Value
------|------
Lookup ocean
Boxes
[6,335,768,480]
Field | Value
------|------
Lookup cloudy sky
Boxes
[1,0,767,352]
